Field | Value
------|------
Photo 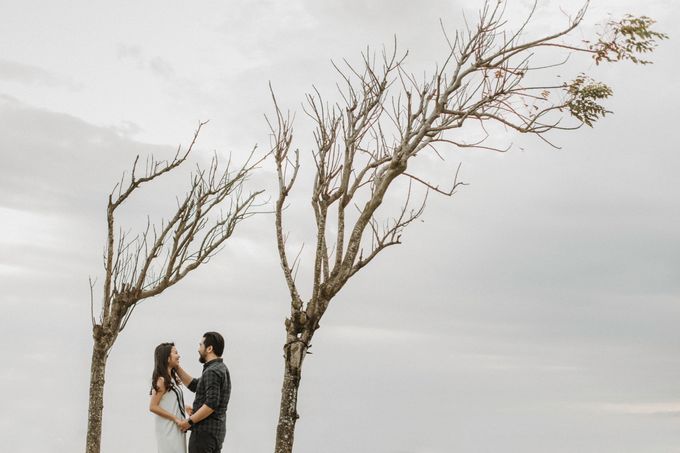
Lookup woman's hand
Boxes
[178,418,191,432]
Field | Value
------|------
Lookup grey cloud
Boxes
[215,0,464,74]
[0,97,173,214]
[149,56,175,78]
[301,0,462,25]
[110,120,143,138]
[116,44,176,79]
[0,59,79,88]
[116,44,143,62]
[651,411,680,418]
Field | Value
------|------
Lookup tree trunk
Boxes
[275,340,307,453]
[86,338,108,453]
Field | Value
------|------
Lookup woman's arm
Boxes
[149,378,181,423]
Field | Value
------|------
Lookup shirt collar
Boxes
[202,357,223,370]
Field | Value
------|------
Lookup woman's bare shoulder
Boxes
[155,376,167,393]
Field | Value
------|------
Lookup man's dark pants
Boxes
[189,430,223,453]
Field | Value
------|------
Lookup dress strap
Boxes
[170,384,186,418]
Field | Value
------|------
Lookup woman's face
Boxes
[167,346,180,369]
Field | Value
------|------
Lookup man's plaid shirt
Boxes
[188,358,231,439]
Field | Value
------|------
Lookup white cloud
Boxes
[580,402,680,417]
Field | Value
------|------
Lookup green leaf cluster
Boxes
[566,75,613,127]
[592,15,669,65]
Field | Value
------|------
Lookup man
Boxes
[176,331,231,453]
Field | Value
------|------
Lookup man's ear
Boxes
[206,345,213,354]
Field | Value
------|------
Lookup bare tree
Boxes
[85,122,264,453]
[269,2,666,452]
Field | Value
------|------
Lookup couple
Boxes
[149,331,231,453]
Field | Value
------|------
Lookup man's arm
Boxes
[178,404,215,432]
[201,369,222,411]
[178,369,221,432]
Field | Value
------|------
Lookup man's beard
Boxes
[199,351,207,364]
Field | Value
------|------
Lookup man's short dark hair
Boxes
[203,331,225,357]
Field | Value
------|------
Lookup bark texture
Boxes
[274,341,307,453]
[85,332,111,453]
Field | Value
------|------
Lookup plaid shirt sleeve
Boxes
[188,377,199,393]
[202,369,222,410]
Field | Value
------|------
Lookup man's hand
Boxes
[177,418,191,432]
[175,365,194,387]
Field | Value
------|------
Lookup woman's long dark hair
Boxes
[151,342,181,394]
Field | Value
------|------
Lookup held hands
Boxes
[177,418,191,432]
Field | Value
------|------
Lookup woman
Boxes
[149,342,191,453]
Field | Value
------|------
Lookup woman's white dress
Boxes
[155,385,187,453]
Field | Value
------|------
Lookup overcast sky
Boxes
[1,1,679,452]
